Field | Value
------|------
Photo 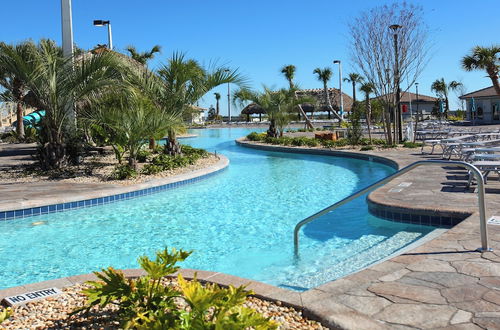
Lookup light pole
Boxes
[333,60,343,121]
[415,82,419,121]
[224,69,231,123]
[390,24,402,142]
[93,20,113,50]
[61,0,74,58]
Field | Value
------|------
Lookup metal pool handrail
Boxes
[293,160,490,257]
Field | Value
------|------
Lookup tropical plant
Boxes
[0,307,12,324]
[214,92,221,118]
[86,89,172,169]
[359,82,375,143]
[125,45,161,66]
[74,247,276,329]
[280,64,313,128]
[462,45,500,95]
[313,67,342,121]
[0,41,39,140]
[0,39,124,169]
[430,78,462,117]
[135,52,246,156]
[234,87,309,137]
[344,73,364,103]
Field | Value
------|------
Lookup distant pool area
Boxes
[0,128,436,290]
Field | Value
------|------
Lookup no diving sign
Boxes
[2,287,62,306]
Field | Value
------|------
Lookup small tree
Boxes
[313,67,342,121]
[125,45,161,66]
[349,2,430,144]
[359,82,375,143]
[430,78,462,118]
[280,64,314,128]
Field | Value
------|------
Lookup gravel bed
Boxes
[1,282,327,329]
[0,153,220,186]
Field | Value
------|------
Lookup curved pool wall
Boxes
[0,128,435,290]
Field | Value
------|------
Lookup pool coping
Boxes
[0,155,229,221]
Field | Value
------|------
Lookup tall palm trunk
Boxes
[487,68,500,95]
[384,106,393,145]
[215,99,220,117]
[16,102,24,139]
[165,131,182,156]
[322,83,342,122]
[352,82,357,103]
[288,80,313,129]
[13,79,25,139]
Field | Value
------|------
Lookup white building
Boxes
[460,86,500,124]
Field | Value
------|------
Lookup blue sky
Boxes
[1,0,499,114]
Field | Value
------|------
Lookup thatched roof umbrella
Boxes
[241,103,266,122]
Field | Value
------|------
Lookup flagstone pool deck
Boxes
[1,140,500,329]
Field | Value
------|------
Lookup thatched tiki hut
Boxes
[296,88,353,119]
[241,103,266,122]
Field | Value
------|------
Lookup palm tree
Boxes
[313,67,342,121]
[359,82,375,143]
[462,46,500,95]
[343,73,364,104]
[0,42,36,140]
[280,64,314,128]
[430,78,462,117]
[234,87,308,137]
[125,45,162,66]
[214,92,221,118]
[0,39,124,169]
[136,52,247,155]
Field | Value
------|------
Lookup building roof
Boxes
[373,91,438,103]
[296,88,353,112]
[460,86,499,99]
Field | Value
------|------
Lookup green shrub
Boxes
[74,248,277,329]
[113,164,137,180]
[371,139,387,145]
[181,145,209,157]
[382,143,397,149]
[403,141,423,148]
[360,146,374,151]
[136,149,151,163]
[247,132,265,141]
[142,164,163,175]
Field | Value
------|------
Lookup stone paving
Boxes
[2,140,500,329]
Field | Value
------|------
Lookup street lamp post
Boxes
[333,60,343,121]
[61,0,74,58]
[390,24,402,142]
[224,69,231,123]
[415,82,419,121]
[93,20,113,50]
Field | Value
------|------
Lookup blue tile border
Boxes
[367,201,469,228]
[0,164,227,221]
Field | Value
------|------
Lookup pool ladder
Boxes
[293,160,491,257]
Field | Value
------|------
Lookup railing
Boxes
[293,160,491,257]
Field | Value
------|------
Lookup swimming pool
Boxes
[0,128,435,290]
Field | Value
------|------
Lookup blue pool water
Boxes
[0,128,434,290]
